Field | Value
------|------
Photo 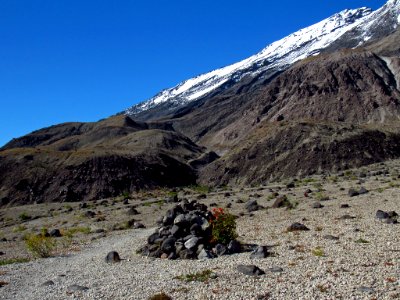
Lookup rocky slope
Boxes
[0,115,212,206]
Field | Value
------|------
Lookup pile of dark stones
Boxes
[138,199,242,259]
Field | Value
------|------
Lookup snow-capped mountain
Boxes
[126,0,400,116]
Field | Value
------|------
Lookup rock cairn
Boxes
[138,200,241,259]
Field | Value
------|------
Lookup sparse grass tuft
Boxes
[13,224,27,233]
[63,226,91,238]
[314,192,329,201]
[328,176,338,183]
[312,247,325,257]
[174,269,215,282]
[315,226,323,232]
[189,185,211,194]
[0,258,30,266]
[355,238,369,244]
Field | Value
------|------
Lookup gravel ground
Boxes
[1,171,400,299]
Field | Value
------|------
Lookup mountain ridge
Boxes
[126,0,400,119]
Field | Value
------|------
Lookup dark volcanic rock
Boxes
[227,240,242,254]
[126,207,140,216]
[311,202,324,209]
[105,251,121,263]
[161,237,176,254]
[287,222,310,232]
[49,229,62,237]
[214,244,227,257]
[250,246,270,259]
[376,209,398,224]
[376,210,390,220]
[348,188,359,197]
[272,195,292,209]
[245,200,261,212]
[237,264,265,276]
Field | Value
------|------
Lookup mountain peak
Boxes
[126,1,399,118]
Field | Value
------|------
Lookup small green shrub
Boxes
[121,191,130,199]
[40,227,49,236]
[18,212,31,221]
[24,234,56,258]
[210,208,238,244]
[174,269,215,282]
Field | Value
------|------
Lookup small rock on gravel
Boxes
[237,264,265,276]
[268,267,284,273]
[105,251,121,263]
[41,280,55,287]
[287,222,310,232]
[358,286,374,293]
[245,200,260,212]
[311,202,324,209]
[323,235,339,240]
[348,188,359,197]
[66,284,89,293]
[250,246,270,259]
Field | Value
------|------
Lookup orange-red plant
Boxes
[209,207,237,245]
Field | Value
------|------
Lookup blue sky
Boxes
[0,0,387,147]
